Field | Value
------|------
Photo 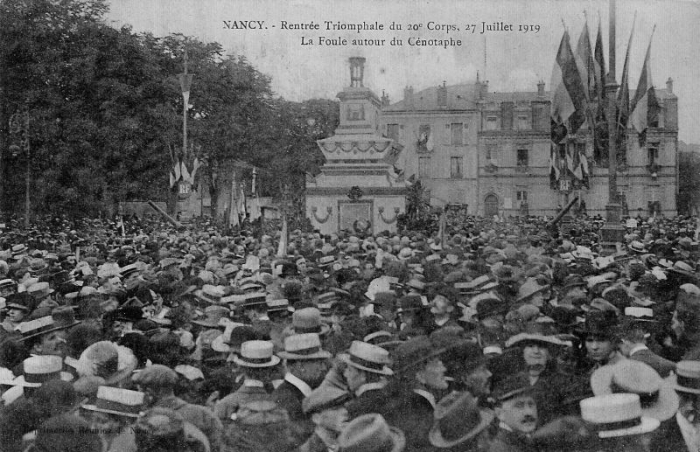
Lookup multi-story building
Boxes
[380,77,678,217]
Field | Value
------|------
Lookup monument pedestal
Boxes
[599,203,625,255]
[306,57,405,235]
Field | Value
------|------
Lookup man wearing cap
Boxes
[1,293,31,335]
[239,293,273,339]
[18,315,75,361]
[382,336,449,452]
[132,363,223,452]
[618,314,676,378]
[672,284,700,360]
[488,377,538,452]
[274,333,332,446]
[214,339,279,422]
[341,341,393,419]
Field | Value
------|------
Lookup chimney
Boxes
[404,86,414,109]
[537,80,545,97]
[349,57,366,87]
[479,81,489,100]
[437,81,447,107]
[666,77,673,94]
[381,90,390,107]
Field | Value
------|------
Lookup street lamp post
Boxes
[9,103,31,229]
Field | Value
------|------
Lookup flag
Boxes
[382,143,403,165]
[550,30,587,135]
[180,161,191,183]
[169,170,176,188]
[173,159,181,181]
[438,208,446,247]
[616,22,635,168]
[189,157,202,184]
[549,145,561,189]
[630,33,660,147]
[277,215,288,258]
[581,152,590,189]
[549,119,567,191]
[229,179,239,227]
[592,18,608,164]
[593,18,606,103]
[575,21,595,102]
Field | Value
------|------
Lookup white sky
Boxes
[106,0,700,143]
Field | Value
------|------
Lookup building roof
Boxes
[383,82,675,113]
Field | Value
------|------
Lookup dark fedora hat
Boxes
[429,391,494,448]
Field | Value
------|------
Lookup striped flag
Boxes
[574,21,595,102]
[592,18,608,164]
[616,21,635,167]
[630,32,660,147]
[550,30,587,135]
[549,146,561,189]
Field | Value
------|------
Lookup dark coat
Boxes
[272,380,314,447]
[649,416,691,452]
[630,348,677,378]
[487,427,537,452]
[382,390,435,452]
[345,386,391,420]
[214,384,272,422]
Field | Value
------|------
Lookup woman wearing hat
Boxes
[503,330,570,425]
[382,336,449,452]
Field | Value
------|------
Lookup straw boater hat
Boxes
[338,413,405,452]
[341,341,393,376]
[17,316,75,342]
[192,305,229,328]
[278,333,332,361]
[429,391,494,448]
[580,394,660,438]
[667,360,700,394]
[591,360,678,421]
[233,340,280,368]
[504,332,569,349]
[81,386,146,418]
[0,355,73,387]
[288,307,330,336]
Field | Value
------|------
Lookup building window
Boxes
[451,123,463,146]
[517,115,530,130]
[517,149,529,167]
[417,125,432,153]
[419,157,431,178]
[450,157,463,178]
[517,190,528,202]
[486,116,498,131]
[386,124,400,142]
[485,144,498,163]
[648,144,659,165]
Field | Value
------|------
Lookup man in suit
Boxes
[274,333,332,447]
[651,360,700,452]
[671,284,700,360]
[213,339,279,422]
[341,341,393,419]
[618,312,676,378]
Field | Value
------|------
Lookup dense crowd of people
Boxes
[0,211,698,452]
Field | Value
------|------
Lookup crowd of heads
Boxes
[0,211,697,451]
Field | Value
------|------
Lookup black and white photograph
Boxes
[0,0,699,450]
